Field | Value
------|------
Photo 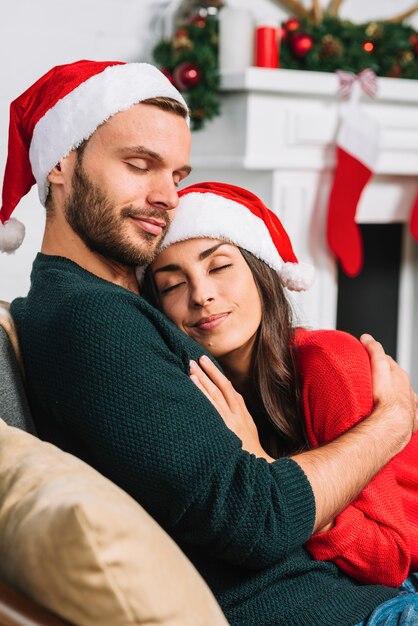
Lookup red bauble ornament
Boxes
[190,15,206,28]
[388,63,402,78]
[175,28,188,38]
[408,34,418,46]
[173,62,202,90]
[279,25,288,42]
[290,32,314,58]
[362,40,374,53]
[160,67,175,84]
[413,42,418,56]
[283,17,300,33]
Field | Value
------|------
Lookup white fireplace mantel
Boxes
[188,68,418,385]
[192,67,418,179]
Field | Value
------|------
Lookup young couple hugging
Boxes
[2,60,418,626]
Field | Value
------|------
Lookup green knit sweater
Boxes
[12,254,397,626]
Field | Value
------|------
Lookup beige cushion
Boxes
[0,301,24,377]
[0,419,228,626]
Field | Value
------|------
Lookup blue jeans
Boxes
[355,574,418,626]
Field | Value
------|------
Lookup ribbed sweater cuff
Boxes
[271,457,316,547]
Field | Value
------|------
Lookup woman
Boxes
[144,181,418,588]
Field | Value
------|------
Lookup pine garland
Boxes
[281,16,418,79]
[153,14,418,130]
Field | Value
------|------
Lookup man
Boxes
[1,60,417,626]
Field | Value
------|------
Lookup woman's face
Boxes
[151,238,262,362]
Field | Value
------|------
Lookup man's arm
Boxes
[292,334,417,534]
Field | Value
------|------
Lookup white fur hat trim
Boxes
[29,63,189,206]
[162,192,315,291]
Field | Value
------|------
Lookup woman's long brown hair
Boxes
[239,249,308,458]
[143,247,308,458]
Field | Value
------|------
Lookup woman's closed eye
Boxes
[159,280,185,295]
[210,263,232,273]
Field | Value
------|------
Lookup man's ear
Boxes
[47,151,76,186]
[47,163,63,185]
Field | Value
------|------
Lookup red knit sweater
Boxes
[294,328,418,587]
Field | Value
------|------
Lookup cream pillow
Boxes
[0,419,228,626]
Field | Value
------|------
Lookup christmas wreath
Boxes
[153,14,220,130]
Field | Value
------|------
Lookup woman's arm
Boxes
[296,328,411,586]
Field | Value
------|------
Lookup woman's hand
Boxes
[190,355,274,462]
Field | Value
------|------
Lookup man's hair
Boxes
[141,96,189,120]
[45,96,189,213]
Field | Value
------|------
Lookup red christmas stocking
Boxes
[326,102,380,277]
[410,191,418,242]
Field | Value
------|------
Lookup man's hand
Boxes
[360,333,418,445]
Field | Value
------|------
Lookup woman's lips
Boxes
[130,216,165,235]
[194,313,230,331]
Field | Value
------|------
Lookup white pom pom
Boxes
[280,261,315,292]
[0,218,25,254]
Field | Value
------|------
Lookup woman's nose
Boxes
[190,282,215,307]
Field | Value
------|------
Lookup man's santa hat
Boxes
[0,59,188,254]
[161,182,314,291]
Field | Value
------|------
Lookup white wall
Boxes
[1,0,417,300]
[0,0,164,300]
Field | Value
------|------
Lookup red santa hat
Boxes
[161,182,314,291]
[0,59,188,254]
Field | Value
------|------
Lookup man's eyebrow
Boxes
[154,243,228,274]
[121,145,163,161]
[120,145,192,174]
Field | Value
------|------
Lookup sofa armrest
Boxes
[0,580,72,626]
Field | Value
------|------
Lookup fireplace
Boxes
[336,223,403,360]
[187,67,418,387]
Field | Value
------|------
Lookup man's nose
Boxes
[147,176,179,212]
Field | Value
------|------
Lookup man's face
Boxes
[63,103,191,266]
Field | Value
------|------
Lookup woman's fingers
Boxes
[189,360,230,415]
[190,373,218,409]
[197,355,241,407]
[189,356,273,462]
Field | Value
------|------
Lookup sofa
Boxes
[0,301,228,626]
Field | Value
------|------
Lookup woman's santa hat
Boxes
[161,182,314,292]
[0,59,188,254]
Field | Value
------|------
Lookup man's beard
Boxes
[64,157,169,266]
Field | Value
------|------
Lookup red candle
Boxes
[255,26,279,68]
